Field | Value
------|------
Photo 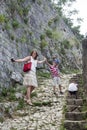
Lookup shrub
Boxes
[20,35,27,43]
[37,0,42,5]
[10,34,15,41]
[46,29,53,38]
[23,7,29,16]
[12,20,20,29]
[40,39,48,49]
[60,47,66,55]
[48,19,53,26]
[24,18,28,24]
[40,34,45,40]
[5,22,11,30]
[53,16,59,23]
[0,14,6,23]
[52,30,62,40]
[62,39,72,49]
[18,0,25,4]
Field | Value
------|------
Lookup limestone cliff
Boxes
[0,0,82,88]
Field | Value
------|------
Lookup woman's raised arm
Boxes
[37,57,46,64]
[11,56,31,63]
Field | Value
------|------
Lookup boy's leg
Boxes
[58,77,63,94]
[53,77,57,94]
[68,91,72,97]
[59,84,63,94]
[73,91,77,99]
[53,86,56,94]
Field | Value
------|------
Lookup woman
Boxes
[11,50,46,105]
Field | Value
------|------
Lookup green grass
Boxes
[59,119,66,130]
[31,92,37,98]
[0,117,4,123]
[33,101,52,107]
[10,128,17,130]
[17,99,25,110]
[0,87,16,101]
[37,71,50,78]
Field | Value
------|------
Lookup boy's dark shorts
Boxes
[68,91,77,95]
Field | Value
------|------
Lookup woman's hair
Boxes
[31,50,38,60]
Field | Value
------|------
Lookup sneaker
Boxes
[60,91,63,95]
[54,92,57,95]
[54,92,58,97]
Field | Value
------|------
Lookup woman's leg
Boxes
[26,86,35,105]
[26,86,31,101]
[30,86,35,93]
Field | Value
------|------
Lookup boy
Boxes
[68,80,78,98]
[46,58,63,95]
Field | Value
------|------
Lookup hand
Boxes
[43,57,46,61]
[11,58,15,62]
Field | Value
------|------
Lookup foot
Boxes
[26,100,33,105]
[24,96,27,101]
[54,92,58,97]
[24,97,27,101]
[54,92,57,95]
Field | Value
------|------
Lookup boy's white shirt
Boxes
[68,83,78,91]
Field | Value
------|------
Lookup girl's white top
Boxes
[68,83,78,91]
[31,56,37,72]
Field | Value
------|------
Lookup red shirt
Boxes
[50,65,59,78]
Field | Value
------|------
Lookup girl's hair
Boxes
[31,50,38,60]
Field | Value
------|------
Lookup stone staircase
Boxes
[64,74,87,130]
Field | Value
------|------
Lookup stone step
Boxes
[65,112,87,121]
[66,95,81,99]
[64,120,87,130]
[66,105,83,112]
[66,99,84,106]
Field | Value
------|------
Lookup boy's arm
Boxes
[45,59,52,67]
[58,71,63,78]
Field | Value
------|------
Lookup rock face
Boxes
[0,0,82,88]
[82,38,87,92]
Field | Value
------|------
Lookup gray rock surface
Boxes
[0,0,82,88]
